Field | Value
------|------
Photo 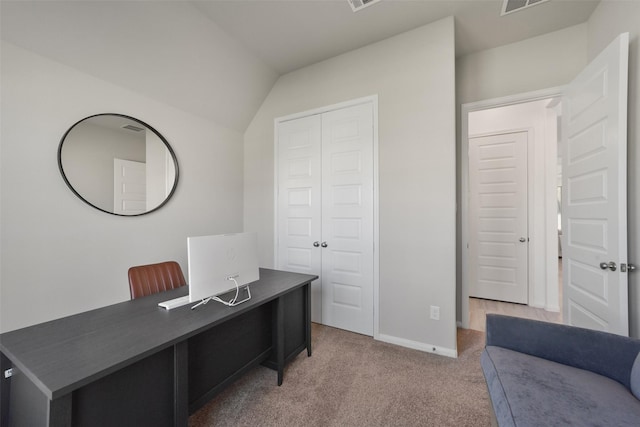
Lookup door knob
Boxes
[321,242,328,248]
[519,237,526,242]
[600,261,617,271]
[313,241,320,247]
[629,264,637,272]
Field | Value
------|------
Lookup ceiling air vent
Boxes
[501,0,549,16]
[122,124,144,132]
[347,0,382,13]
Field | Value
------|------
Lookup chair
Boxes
[128,261,187,299]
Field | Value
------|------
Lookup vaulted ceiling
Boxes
[1,0,600,131]
[194,0,599,74]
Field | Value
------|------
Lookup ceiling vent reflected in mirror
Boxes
[501,0,549,16]
[347,0,381,13]
[122,124,144,132]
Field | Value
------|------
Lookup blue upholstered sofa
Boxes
[481,314,640,426]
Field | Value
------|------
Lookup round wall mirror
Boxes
[58,114,179,216]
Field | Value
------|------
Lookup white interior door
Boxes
[468,132,528,304]
[113,158,146,215]
[276,115,323,322]
[562,33,629,336]
[321,103,374,336]
[276,101,375,335]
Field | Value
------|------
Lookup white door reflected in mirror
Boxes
[114,158,146,215]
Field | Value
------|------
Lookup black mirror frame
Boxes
[57,113,179,217]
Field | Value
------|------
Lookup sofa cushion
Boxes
[631,352,640,399]
[482,346,640,427]
[485,314,640,390]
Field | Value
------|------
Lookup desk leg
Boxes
[1,352,71,427]
[275,297,285,386]
[48,394,72,427]
[305,282,312,357]
[1,353,11,426]
[174,341,188,427]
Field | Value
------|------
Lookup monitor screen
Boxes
[187,232,259,302]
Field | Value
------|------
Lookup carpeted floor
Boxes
[189,324,490,427]
[189,324,491,427]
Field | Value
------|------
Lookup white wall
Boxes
[244,18,457,353]
[457,24,587,105]
[468,100,559,311]
[587,1,640,338]
[456,25,588,323]
[0,42,244,332]
[1,1,278,132]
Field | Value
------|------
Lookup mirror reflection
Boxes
[58,114,178,216]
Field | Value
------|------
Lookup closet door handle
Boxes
[313,241,320,247]
[600,261,617,271]
[321,242,328,248]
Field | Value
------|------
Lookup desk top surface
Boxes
[0,268,316,400]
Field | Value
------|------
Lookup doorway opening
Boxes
[462,33,630,336]
[461,87,564,331]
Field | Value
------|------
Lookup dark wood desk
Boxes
[0,268,316,427]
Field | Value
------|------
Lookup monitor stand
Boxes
[191,284,251,310]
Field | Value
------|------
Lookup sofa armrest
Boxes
[485,314,640,390]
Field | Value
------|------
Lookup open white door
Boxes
[562,33,629,335]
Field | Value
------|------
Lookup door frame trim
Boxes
[461,87,564,329]
[273,95,380,338]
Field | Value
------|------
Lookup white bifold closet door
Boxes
[277,102,374,336]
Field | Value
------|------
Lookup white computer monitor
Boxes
[187,232,259,303]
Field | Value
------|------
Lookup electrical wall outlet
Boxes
[430,305,440,320]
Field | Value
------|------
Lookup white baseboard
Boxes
[376,333,457,358]
[531,302,561,312]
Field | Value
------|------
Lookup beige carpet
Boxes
[189,324,491,427]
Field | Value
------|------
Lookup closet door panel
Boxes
[277,115,323,323]
[321,103,374,336]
